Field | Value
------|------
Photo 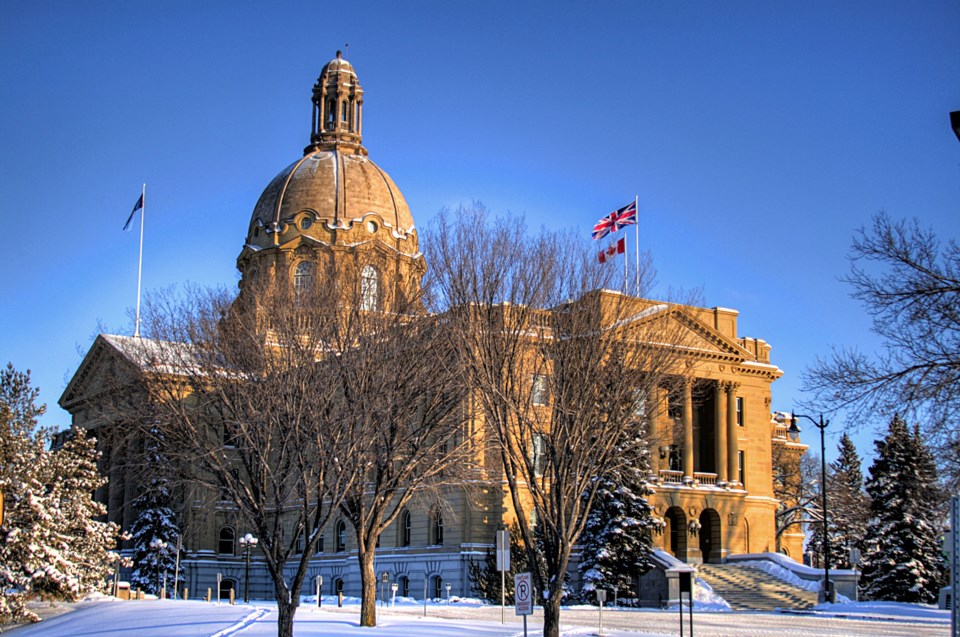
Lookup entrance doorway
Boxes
[699,509,722,563]
[665,506,687,561]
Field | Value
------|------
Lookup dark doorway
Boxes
[665,506,687,561]
[699,509,722,563]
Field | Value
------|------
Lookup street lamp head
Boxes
[239,533,258,547]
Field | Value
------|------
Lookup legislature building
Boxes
[60,52,807,603]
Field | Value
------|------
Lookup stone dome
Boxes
[245,149,415,246]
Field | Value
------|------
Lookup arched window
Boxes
[360,265,379,311]
[219,527,236,555]
[294,262,315,295]
[334,578,344,594]
[335,520,347,553]
[398,575,409,598]
[432,575,443,600]
[431,509,443,546]
[400,509,411,547]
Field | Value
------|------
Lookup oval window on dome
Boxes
[366,220,378,234]
[300,217,313,230]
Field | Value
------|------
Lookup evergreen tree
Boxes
[469,522,539,603]
[860,416,946,603]
[128,429,182,595]
[578,432,655,600]
[0,364,119,624]
[829,434,869,568]
[807,435,869,569]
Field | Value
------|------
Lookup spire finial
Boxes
[336,50,342,59]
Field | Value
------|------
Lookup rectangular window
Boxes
[738,450,745,486]
[736,397,744,426]
[669,444,682,471]
[632,389,647,418]
[531,375,549,406]
[532,434,546,476]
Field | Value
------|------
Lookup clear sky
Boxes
[2,1,958,463]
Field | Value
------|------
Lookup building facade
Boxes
[60,53,805,602]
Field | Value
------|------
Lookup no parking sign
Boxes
[515,572,533,616]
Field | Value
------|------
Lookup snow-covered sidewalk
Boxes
[5,596,951,637]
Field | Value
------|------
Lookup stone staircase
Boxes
[697,563,818,611]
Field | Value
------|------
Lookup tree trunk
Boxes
[276,595,295,637]
[358,547,378,627]
[542,589,563,637]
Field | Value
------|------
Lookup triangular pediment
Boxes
[59,334,145,413]
[612,304,753,363]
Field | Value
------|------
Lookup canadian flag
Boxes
[598,237,625,264]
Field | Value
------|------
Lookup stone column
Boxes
[726,383,740,485]
[715,382,728,484]
[682,379,694,481]
[648,384,661,476]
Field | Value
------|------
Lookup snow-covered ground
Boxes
[6,594,951,637]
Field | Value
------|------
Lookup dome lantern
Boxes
[307,51,365,155]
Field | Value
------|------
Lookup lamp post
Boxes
[238,533,258,603]
[149,538,168,597]
[779,411,834,603]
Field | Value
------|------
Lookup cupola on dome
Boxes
[241,51,417,252]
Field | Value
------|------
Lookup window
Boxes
[738,450,745,486]
[296,533,305,554]
[667,391,682,420]
[294,262,315,295]
[318,535,324,553]
[531,375,549,406]
[531,434,546,476]
[632,389,647,418]
[341,101,348,122]
[398,575,409,597]
[400,509,411,547]
[219,527,236,555]
[360,265,379,311]
[334,578,344,594]
[736,397,744,426]
[669,444,682,471]
[432,575,443,599]
[431,510,443,546]
[223,421,238,447]
[335,520,347,552]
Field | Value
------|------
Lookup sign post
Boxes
[515,572,533,637]
[950,495,958,637]
[496,529,510,624]
[596,589,607,636]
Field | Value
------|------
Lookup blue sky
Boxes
[1,1,958,462]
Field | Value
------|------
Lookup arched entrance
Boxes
[699,509,722,563]
[665,506,687,561]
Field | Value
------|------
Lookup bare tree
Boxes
[324,260,469,627]
[772,441,820,545]
[133,277,364,637]
[425,205,690,637]
[802,212,960,487]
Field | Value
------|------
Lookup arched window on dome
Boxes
[360,265,379,311]
[294,262,315,296]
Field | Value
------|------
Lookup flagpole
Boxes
[634,195,640,296]
[623,235,628,293]
[134,183,145,338]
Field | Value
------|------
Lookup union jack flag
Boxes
[591,200,638,240]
